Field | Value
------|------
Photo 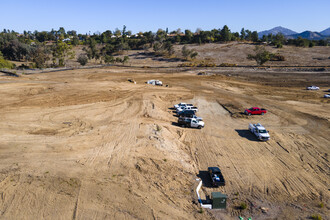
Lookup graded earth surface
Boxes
[0,66,329,219]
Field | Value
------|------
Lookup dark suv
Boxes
[177,110,195,118]
[208,167,225,187]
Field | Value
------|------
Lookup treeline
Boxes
[0,26,329,69]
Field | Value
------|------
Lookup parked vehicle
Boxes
[177,105,198,113]
[174,102,186,109]
[147,80,162,86]
[306,85,320,90]
[324,94,330,98]
[178,117,204,128]
[174,103,193,110]
[180,115,203,121]
[249,123,270,141]
[177,110,196,118]
[244,107,267,115]
[208,167,225,187]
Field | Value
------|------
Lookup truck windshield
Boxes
[259,129,267,133]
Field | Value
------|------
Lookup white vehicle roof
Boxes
[254,123,266,130]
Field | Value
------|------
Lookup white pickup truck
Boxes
[249,123,270,141]
[174,103,193,109]
[178,117,204,129]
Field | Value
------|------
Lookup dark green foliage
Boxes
[104,55,114,64]
[247,46,272,65]
[77,54,88,66]
[251,31,259,42]
[30,44,49,68]
[220,25,231,41]
[239,202,247,210]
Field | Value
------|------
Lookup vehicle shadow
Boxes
[171,122,182,127]
[235,129,259,141]
[168,107,176,110]
[197,171,214,188]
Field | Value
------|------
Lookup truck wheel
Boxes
[181,124,185,128]
[261,112,264,115]
[198,126,201,129]
[248,113,251,116]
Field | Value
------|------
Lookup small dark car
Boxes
[208,167,225,187]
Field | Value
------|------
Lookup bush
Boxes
[0,56,15,69]
[247,46,272,65]
[219,63,237,67]
[318,202,324,208]
[270,54,285,61]
[77,54,88,66]
[311,214,322,220]
[239,202,247,210]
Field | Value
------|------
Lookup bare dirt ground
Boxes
[0,64,329,220]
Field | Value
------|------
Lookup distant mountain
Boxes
[258,26,297,38]
[288,31,324,40]
[320,27,330,36]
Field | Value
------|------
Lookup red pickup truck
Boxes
[244,107,267,115]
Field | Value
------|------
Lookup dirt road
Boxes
[0,67,329,219]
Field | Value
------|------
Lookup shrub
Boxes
[311,214,322,220]
[0,52,15,69]
[77,54,88,66]
[270,54,285,61]
[247,46,272,65]
[239,202,247,210]
[318,202,324,208]
[219,63,238,67]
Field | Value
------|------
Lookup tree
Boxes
[77,54,88,66]
[220,25,231,41]
[181,45,198,60]
[240,28,246,40]
[247,46,271,66]
[51,40,74,66]
[104,55,114,64]
[122,56,129,65]
[251,31,259,42]
[30,44,49,68]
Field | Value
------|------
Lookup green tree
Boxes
[247,46,271,66]
[240,28,246,40]
[104,55,114,64]
[51,40,74,66]
[220,25,231,41]
[251,31,259,42]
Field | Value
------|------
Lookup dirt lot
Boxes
[0,65,329,219]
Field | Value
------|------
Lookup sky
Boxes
[1,0,329,34]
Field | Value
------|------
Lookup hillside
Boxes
[289,31,325,40]
[258,26,297,38]
[320,27,330,36]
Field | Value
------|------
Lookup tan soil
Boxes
[0,64,329,219]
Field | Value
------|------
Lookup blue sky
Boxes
[1,0,329,34]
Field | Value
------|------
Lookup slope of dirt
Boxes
[0,67,329,219]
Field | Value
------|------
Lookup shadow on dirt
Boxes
[197,171,214,188]
[171,122,181,127]
[235,129,259,141]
